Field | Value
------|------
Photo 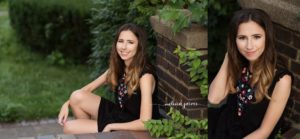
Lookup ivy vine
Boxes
[145,108,208,139]
[174,45,208,97]
[158,0,208,33]
[145,46,208,138]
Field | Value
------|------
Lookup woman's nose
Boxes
[246,39,253,50]
[121,42,127,50]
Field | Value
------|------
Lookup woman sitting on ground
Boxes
[58,23,161,133]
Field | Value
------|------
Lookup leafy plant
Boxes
[158,0,208,33]
[174,45,208,97]
[88,0,131,76]
[8,0,92,63]
[145,108,208,139]
[47,50,66,66]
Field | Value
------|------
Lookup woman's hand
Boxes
[102,124,113,132]
[58,100,69,126]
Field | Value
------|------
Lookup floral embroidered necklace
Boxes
[236,67,256,116]
[117,73,128,108]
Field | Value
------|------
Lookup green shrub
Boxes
[88,0,130,75]
[88,0,161,76]
[8,0,93,63]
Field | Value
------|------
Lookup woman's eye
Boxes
[253,35,261,39]
[118,40,123,43]
[238,36,246,40]
[128,41,134,44]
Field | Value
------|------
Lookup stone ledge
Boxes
[238,0,300,32]
[150,15,207,49]
[18,131,161,139]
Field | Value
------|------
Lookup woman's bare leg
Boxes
[69,90,101,120]
[63,90,101,134]
[63,119,98,134]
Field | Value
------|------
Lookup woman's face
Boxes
[236,21,266,64]
[116,30,138,66]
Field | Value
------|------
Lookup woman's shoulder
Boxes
[268,66,293,94]
[274,66,294,83]
[140,63,156,78]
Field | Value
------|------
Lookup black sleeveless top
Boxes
[213,67,293,139]
[97,64,161,132]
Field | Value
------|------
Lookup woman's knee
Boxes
[63,121,75,134]
[69,90,87,105]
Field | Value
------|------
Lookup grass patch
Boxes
[0,1,8,11]
[0,7,108,122]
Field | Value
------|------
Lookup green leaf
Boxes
[192,59,201,68]
[155,131,161,138]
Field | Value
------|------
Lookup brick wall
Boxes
[275,23,300,127]
[238,0,300,129]
[150,16,207,119]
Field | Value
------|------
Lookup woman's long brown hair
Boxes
[106,23,147,96]
[227,9,277,102]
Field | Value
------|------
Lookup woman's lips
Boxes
[120,52,129,57]
[246,51,256,56]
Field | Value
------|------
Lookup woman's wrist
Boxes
[80,87,92,93]
[64,100,70,106]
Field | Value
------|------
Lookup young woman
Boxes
[208,9,293,139]
[58,23,160,134]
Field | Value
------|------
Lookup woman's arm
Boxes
[208,53,230,104]
[244,75,292,139]
[103,73,155,132]
[80,70,109,93]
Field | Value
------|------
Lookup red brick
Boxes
[294,101,300,113]
[156,55,169,70]
[164,38,177,53]
[182,71,194,86]
[156,45,165,57]
[277,54,289,67]
[290,88,300,100]
[176,82,189,96]
[166,60,176,75]
[186,108,201,119]
[188,87,201,98]
[274,24,292,44]
[276,41,297,59]
[293,76,300,90]
[175,68,194,86]
[291,61,300,76]
[163,71,178,88]
[155,34,164,46]
[166,51,179,67]
[291,112,300,123]
[156,65,164,80]
[293,34,300,49]
[160,80,174,96]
